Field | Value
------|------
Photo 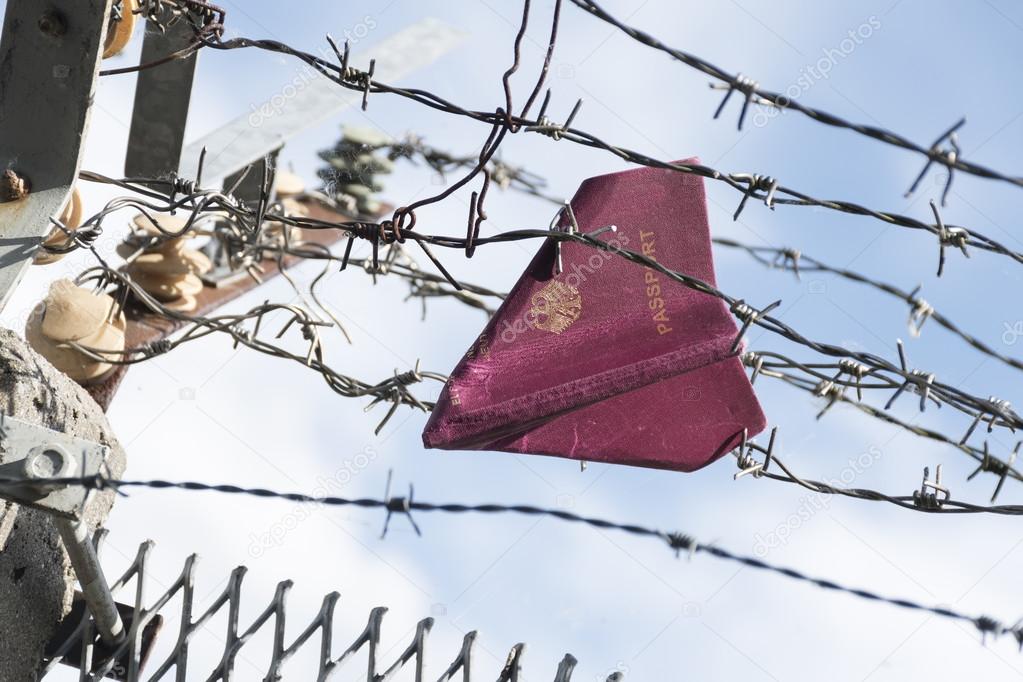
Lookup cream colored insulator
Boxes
[275,170,305,198]
[25,279,126,384]
[33,187,84,265]
[121,213,212,312]
[103,0,138,59]
[262,171,308,244]
[278,170,309,220]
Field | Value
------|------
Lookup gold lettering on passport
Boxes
[465,332,491,360]
[639,229,673,335]
[530,280,582,334]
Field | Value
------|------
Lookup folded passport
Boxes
[422,160,767,472]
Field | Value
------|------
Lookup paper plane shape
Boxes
[422,161,766,472]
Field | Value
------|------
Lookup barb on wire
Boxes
[906,119,965,206]
[73,169,1023,446]
[171,11,1023,275]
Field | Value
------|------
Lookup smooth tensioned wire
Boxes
[2,473,1022,650]
[568,0,1023,195]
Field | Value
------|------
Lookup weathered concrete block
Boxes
[0,327,126,681]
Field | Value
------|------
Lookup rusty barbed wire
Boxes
[69,165,1023,449]
[568,0,1023,203]
[70,0,1023,484]
[3,475,1021,655]
[92,0,1023,280]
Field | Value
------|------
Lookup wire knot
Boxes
[906,288,934,337]
[905,118,964,207]
[665,532,696,557]
[525,92,583,142]
[974,615,1002,642]
[381,470,422,539]
[742,350,766,384]
[835,359,870,402]
[728,299,781,354]
[771,247,801,279]
[813,379,845,418]
[711,73,761,129]
[731,173,778,220]
[886,340,939,412]
[968,441,1020,503]
[912,465,949,510]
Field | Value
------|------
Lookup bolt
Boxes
[22,444,73,493]
[27,447,68,479]
[37,9,67,37]
[0,169,28,202]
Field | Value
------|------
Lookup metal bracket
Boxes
[0,0,112,313]
[124,7,200,182]
[0,414,110,520]
[0,414,125,646]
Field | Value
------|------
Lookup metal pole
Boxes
[19,443,126,647]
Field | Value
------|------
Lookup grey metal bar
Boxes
[0,0,111,312]
[124,11,200,180]
[55,518,126,646]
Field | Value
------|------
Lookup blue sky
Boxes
[8,1,1023,679]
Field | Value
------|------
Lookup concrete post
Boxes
[0,327,126,681]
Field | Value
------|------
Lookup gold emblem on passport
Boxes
[530,281,582,334]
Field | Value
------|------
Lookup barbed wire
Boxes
[61,0,1023,496]
[567,0,1023,202]
[68,165,1023,453]
[728,426,1023,512]
[715,236,1023,374]
[165,13,1023,278]
[740,350,1023,497]
[3,473,1021,651]
[104,0,1023,282]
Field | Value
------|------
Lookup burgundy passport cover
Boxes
[422,160,767,472]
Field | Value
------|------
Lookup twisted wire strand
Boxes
[728,428,1023,513]
[2,473,1020,650]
